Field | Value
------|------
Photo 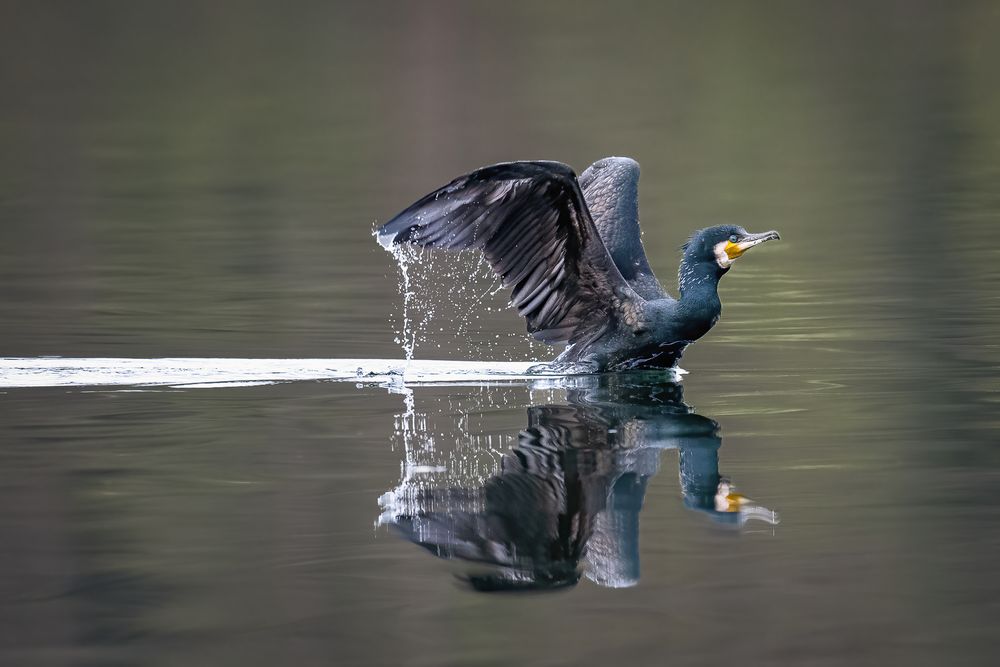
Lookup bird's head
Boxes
[682,225,781,272]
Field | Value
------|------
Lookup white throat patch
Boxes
[714,240,735,269]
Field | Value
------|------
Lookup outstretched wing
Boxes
[578,157,667,300]
[378,161,644,345]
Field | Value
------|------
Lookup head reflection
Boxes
[378,374,778,592]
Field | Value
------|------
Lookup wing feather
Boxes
[378,161,643,346]
[578,157,667,300]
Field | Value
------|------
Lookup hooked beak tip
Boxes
[733,230,781,255]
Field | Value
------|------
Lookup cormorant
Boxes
[378,157,780,371]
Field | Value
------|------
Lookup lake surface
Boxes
[1,2,999,666]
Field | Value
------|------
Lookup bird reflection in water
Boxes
[378,374,778,592]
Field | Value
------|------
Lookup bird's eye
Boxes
[728,234,739,243]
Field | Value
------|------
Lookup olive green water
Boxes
[2,2,999,666]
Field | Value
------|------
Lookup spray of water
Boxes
[376,227,549,363]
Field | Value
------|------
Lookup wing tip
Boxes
[376,229,397,250]
[375,219,400,250]
[376,212,417,250]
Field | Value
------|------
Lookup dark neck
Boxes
[678,256,725,299]
[676,257,724,330]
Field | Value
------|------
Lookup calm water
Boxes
[2,2,999,666]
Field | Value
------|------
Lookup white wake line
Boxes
[0,357,598,389]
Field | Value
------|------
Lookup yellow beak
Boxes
[724,230,781,260]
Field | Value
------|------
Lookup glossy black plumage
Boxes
[378,157,779,370]
[379,161,639,346]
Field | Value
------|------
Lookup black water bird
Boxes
[378,158,780,370]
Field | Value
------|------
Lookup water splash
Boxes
[376,386,529,536]
[376,226,550,362]
[385,241,421,362]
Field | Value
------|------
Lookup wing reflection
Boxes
[378,374,778,592]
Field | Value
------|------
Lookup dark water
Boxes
[2,2,999,665]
